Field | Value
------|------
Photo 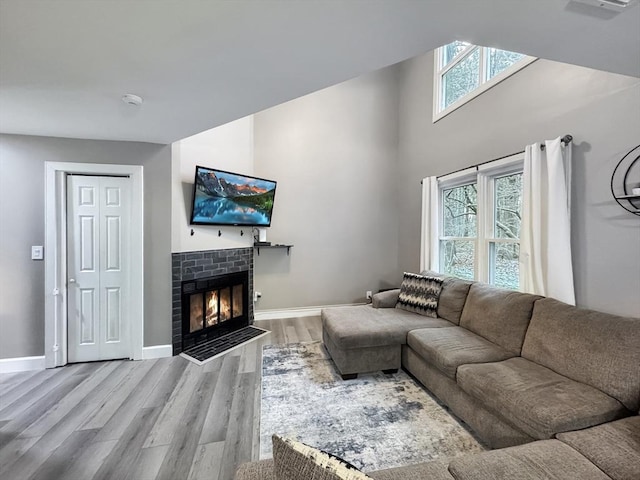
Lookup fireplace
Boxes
[181,271,249,350]
[172,247,254,355]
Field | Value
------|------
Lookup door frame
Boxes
[44,162,144,368]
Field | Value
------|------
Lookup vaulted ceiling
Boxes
[1,0,638,144]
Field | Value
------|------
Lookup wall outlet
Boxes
[254,291,262,302]
[366,290,372,300]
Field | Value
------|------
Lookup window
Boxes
[438,155,523,290]
[434,42,535,121]
[441,183,477,280]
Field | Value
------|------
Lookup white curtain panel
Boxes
[420,176,440,273]
[520,137,575,304]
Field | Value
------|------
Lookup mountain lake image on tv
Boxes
[190,166,277,226]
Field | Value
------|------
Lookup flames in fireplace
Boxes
[190,284,243,333]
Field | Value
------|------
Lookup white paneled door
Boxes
[67,175,131,362]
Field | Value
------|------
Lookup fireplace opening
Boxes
[182,271,249,350]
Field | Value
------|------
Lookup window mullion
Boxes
[476,173,489,283]
[480,47,488,84]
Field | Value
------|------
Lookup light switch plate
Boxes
[31,245,44,260]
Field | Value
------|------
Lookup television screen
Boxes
[190,166,277,226]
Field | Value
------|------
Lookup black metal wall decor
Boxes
[611,144,640,216]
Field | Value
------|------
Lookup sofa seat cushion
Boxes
[322,305,454,350]
[448,439,611,480]
[407,327,514,379]
[457,357,628,439]
[369,460,453,480]
[557,416,640,480]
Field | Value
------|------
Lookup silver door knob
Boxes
[69,278,76,284]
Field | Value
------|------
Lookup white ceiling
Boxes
[1,0,638,144]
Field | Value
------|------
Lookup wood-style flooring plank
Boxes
[188,441,225,480]
[129,444,171,480]
[19,361,121,438]
[143,355,189,408]
[0,316,324,480]
[79,359,156,430]
[305,315,323,341]
[0,372,88,445]
[294,319,314,343]
[0,365,82,421]
[0,435,40,474]
[0,360,144,479]
[238,338,259,374]
[218,372,257,480]
[0,369,55,404]
[92,407,162,480]
[93,407,160,480]
[28,428,99,480]
[154,371,219,480]
[142,361,203,448]
[198,354,241,445]
[61,439,118,480]
[92,358,171,442]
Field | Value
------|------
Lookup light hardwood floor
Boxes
[0,317,322,480]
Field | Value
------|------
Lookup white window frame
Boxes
[437,153,524,288]
[438,168,478,281]
[433,44,536,122]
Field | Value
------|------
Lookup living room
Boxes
[1,1,639,479]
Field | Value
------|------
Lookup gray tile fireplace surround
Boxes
[172,247,254,355]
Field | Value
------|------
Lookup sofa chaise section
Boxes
[322,305,453,379]
[321,275,473,379]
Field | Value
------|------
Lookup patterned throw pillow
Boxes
[272,435,373,480]
[396,272,443,318]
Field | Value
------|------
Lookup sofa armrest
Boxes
[372,289,400,308]
[234,459,276,480]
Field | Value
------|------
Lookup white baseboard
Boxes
[142,345,173,360]
[0,355,46,373]
[254,303,366,321]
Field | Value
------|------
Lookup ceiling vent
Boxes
[570,0,636,11]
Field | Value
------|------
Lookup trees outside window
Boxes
[438,161,523,290]
[434,42,534,121]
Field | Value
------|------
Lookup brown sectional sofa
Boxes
[235,273,640,479]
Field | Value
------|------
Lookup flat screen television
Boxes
[189,166,277,226]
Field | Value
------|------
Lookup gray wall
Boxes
[0,134,172,359]
[397,53,640,317]
[252,66,401,309]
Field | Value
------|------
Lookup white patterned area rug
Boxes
[259,341,485,472]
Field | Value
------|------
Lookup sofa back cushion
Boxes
[459,283,541,355]
[421,271,473,325]
[522,298,640,413]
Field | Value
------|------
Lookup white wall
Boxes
[397,53,640,317]
[171,116,255,253]
[252,66,401,309]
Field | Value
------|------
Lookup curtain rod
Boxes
[427,134,573,182]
